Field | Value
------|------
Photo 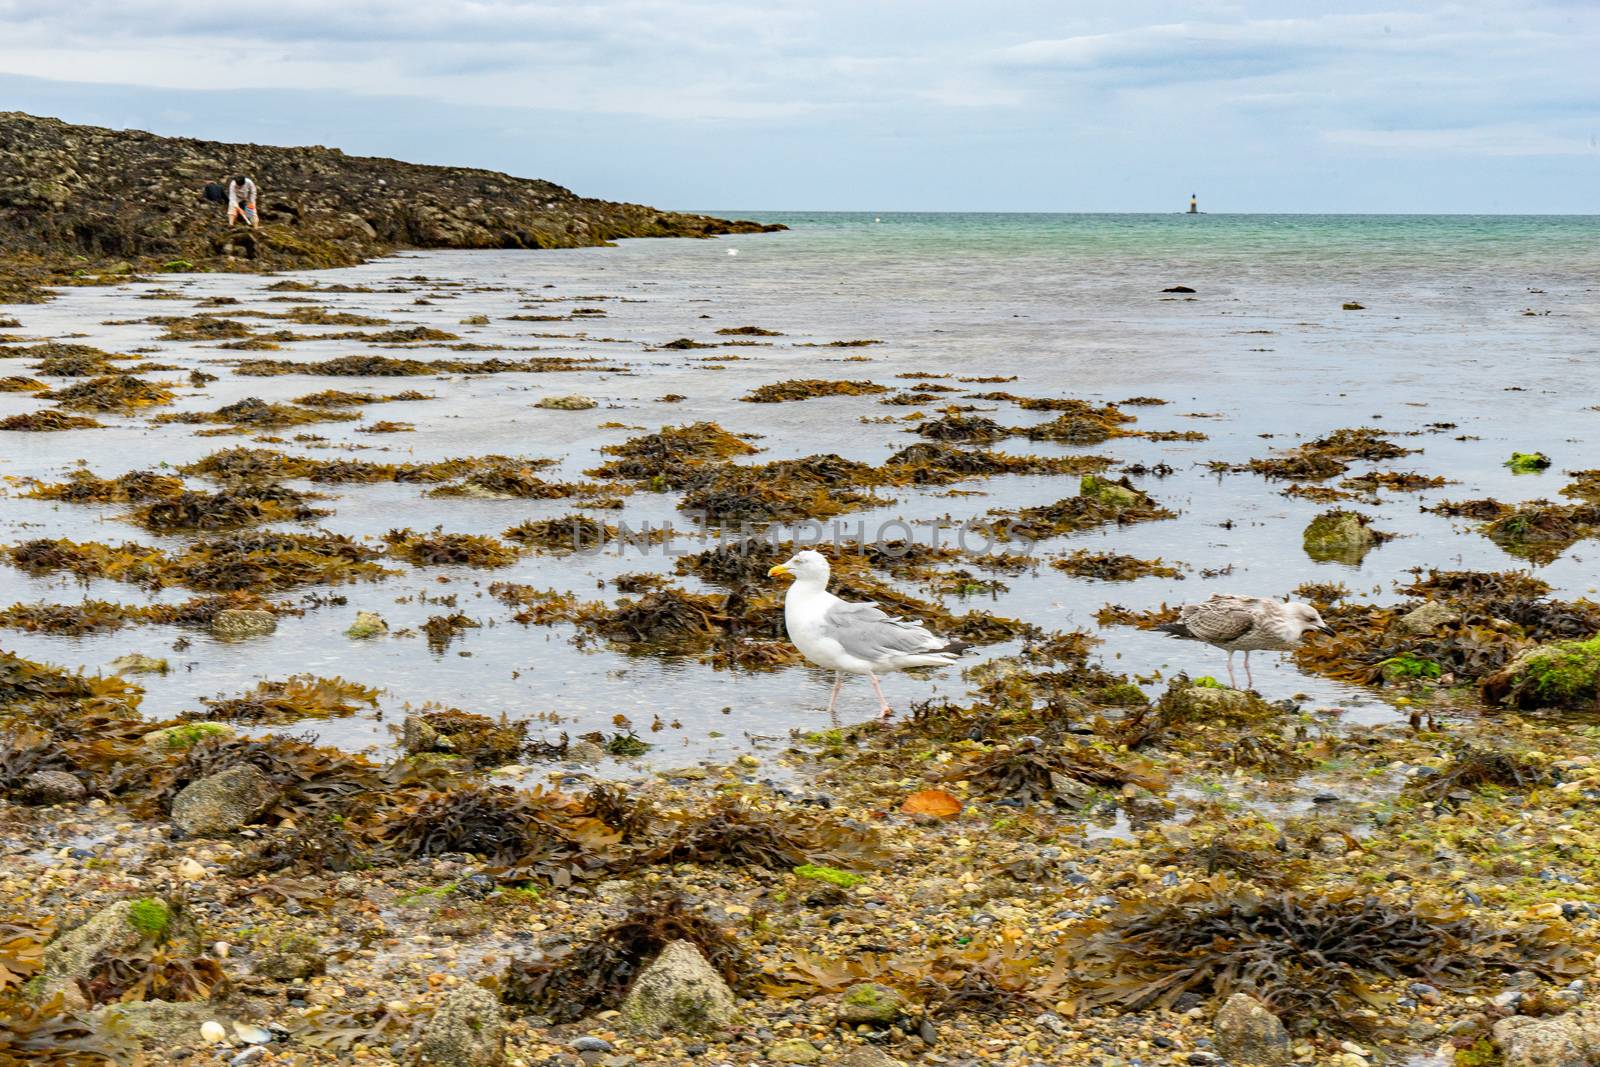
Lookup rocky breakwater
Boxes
[0,111,782,301]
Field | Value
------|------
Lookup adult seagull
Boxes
[768,550,971,717]
[1157,594,1333,689]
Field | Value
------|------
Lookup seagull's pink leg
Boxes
[825,672,844,714]
[1244,651,1254,690]
[868,673,893,718]
[1226,651,1237,689]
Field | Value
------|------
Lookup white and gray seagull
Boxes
[768,549,971,717]
[1156,594,1334,689]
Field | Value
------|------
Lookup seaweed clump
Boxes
[401,709,551,767]
[0,410,102,431]
[156,396,359,431]
[191,675,380,724]
[978,476,1174,540]
[881,442,1110,486]
[1407,745,1552,805]
[1062,879,1586,1033]
[740,379,889,403]
[587,422,759,487]
[383,528,520,568]
[679,455,891,524]
[501,894,744,1022]
[1051,550,1182,581]
[1480,501,1600,564]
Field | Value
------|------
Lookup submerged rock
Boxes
[535,394,597,410]
[109,652,169,674]
[618,939,738,1036]
[345,610,389,638]
[171,764,281,835]
[1213,993,1291,1066]
[1302,509,1385,565]
[211,608,277,640]
[417,983,506,1067]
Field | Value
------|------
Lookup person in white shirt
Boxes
[228,175,259,229]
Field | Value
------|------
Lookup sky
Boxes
[1,1,1596,213]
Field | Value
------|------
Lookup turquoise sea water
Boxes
[2,212,1598,763]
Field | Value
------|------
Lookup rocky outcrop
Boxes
[417,984,506,1067]
[618,939,738,1036]
[1213,993,1291,1066]
[0,111,782,299]
[210,609,277,640]
[20,769,86,805]
[1302,509,1387,565]
[170,764,281,835]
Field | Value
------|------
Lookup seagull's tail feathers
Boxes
[1155,620,1193,640]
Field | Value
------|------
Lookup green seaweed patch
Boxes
[794,864,863,888]
[125,898,170,940]
[1505,451,1552,473]
[1481,635,1600,709]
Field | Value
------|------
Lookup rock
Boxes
[93,1001,229,1049]
[1493,1004,1600,1067]
[143,722,235,751]
[1183,686,1256,713]
[766,1039,821,1064]
[1213,993,1291,1066]
[257,948,324,981]
[402,714,442,754]
[345,611,388,638]
[1302,509,1384,565]
[417,983,505,1067]
[1397,601,1459,634]
[1079,474,1145,509]
[568,739,608,763]
[171,764,281,835]
[834,1050,907,1067]
[618,940,738,1036]
[211,609,277,640]
[41,899,176,1007]
[1048,772,1096,809]
[572,1038,614,1053]
[20,770,85,805]
[839,982,904,1026]
[1482,637,1600,710]
[109,652,169,674]
[535,394,597,410]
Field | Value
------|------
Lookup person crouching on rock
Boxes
[228,174,259,229]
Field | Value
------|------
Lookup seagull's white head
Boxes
[1286,601,1334,638]
[768,549,830,586]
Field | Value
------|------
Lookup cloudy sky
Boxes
[2,1,1595,212]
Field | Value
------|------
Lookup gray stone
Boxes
[21,770,85,805]
[839,982,904,1026]
[109,652,169,674]
[1302,510,1382,565]
[833,1050,908,1067]
[1397,600,1460,635]
[90,1000,227,1048]
[1213,993,1291,1066]
[417,983,506,1067]
[1493,1004,1600,1067]
[402,714,442,754]
[619,939,738,1036]
[765,1039,821,1064]
[535,394,598,410]
[345,611,388,639]
[171,764,280,835]
[568,739,608,763]
[211,609,277,640]
[1048,772,1096,809]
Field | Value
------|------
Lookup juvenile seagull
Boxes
[768,549,971,717]
[1157,594,1333,690]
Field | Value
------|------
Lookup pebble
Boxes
[572,1037,614,1053]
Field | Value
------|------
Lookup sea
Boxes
[2,212,1597,768]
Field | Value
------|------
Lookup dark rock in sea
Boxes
[1162,285,1197,293]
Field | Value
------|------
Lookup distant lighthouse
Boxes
[1188,193,1198,214]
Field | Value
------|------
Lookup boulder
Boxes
[109,652,169,674]
[1302,509,1384,565]
[211,608,277,640]
[839,982,904,1026]
[618,939,738,1036]
[402,714,442,754]
[1493,1004,1600,1067]
[1397,600,1460,635]
[345,611,388,638]
[1079,474,1145,509]
[1482,637,1600,710]
[535,394,597,410]
[142,722,234,752]
[21,770,86,805]
[417,983,506,1067]
[1213,993,1291,1066]
[171,764,280,835]
[41,899,174,1007]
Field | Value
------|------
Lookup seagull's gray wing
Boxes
[821,601,947,663]
[1179,596,1260,644]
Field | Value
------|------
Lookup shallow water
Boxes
[2,213,1597,765]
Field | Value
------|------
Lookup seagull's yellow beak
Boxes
[768,563,791,578]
